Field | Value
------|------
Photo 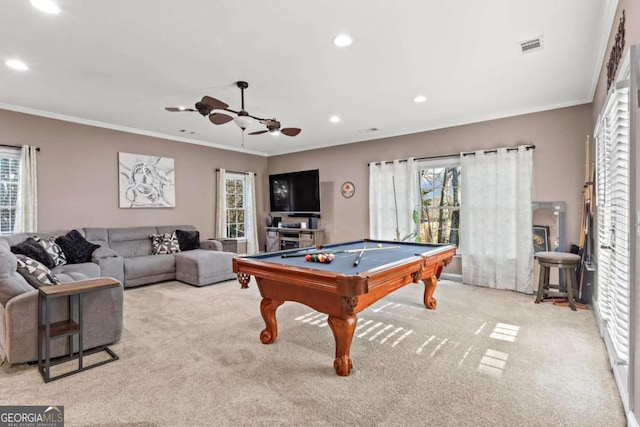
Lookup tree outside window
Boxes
[225,175,245,238]
[416,162,461,247]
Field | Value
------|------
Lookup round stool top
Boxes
[535,251,581,265]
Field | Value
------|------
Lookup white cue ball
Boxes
[377,243,383,248]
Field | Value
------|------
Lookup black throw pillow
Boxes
[11,238,56,269]
[55,230,100,264]
[175,229,200,251]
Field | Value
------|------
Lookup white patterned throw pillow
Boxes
[33,236,67,267]
[150,232,181,255]
[15,254,60,288]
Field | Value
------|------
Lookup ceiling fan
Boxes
[165,81,302,137]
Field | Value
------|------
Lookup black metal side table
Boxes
[38,278,120,382]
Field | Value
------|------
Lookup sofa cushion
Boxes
[33,236,67,267]
[176,229,200,251]
[175,249,235,286]
[55,272,90,283]
[55,230,100,264]
[0,249,34,306]
[52,262,101,279]
[150,233,180,255]
[108,226,157,258]
[10,238,55,269]
[124,254,175,280]
[15,255,60,288]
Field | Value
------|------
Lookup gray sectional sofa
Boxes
[82,225,236,288]
[0,225,237,365]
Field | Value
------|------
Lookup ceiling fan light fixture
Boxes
[270,129,280,136]
[329,115,341,123]
[30,0,60,14]
[332,35,353,47]
[233,115,254,131]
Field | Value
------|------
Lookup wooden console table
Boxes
[38,278,120,383]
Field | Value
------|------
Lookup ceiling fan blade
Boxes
[209,113,234,125]
[281,127,302,137]
[201,96,229,110]
[248,130,269,136]
[165,107,196,112]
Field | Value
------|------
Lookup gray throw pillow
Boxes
[15,254,60,288]
[150,232,181,255]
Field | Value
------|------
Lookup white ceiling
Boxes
[0,0,617,156]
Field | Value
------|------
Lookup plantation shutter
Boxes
[595,82,630,364]
[0,147,21,235]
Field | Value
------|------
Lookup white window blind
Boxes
[595,82,630,364]
[0,147,21,235]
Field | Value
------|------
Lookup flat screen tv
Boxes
[269,169,320,215]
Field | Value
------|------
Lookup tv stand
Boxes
[265,227,325,252]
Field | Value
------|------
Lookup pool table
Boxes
[232,239,456,376]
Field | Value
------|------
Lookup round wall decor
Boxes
[341,181,355,198]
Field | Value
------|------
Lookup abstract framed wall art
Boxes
[119,152,175,208]
[532,225,550,253]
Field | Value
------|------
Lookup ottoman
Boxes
[175,249,236,286]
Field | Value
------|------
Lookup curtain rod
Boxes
[215,168,256,176]
[368,144,535,166]
[461,144,535,157]
[0,143,40,152]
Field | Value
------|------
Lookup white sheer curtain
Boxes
[14,145,38,233]
[244,172,259,254]
[460,146,533,293]
[369,158,418,240]
[215,169,226,239]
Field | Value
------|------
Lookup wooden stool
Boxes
[534,251,581,311]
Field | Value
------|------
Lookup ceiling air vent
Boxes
[519,36,544,55]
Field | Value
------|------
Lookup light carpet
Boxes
[0,279,626,426]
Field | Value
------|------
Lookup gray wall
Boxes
[268,104,592,248]
[0,109,268,240]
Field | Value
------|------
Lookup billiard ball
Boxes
[377,243,383,248]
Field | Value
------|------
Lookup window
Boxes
[225,173,245,239]
[417,159,461,247]
[0,148,20,235]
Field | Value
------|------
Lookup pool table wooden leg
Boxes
[423,275,438,309]
[328,314,357,376]
[259,298,284,344]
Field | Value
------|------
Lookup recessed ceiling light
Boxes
[329,116,341,123]
[414,95,427,103]
[332,35,352,47]
[30,0,60,14]
[5,59,28,71]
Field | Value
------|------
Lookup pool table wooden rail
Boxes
[232,242,455,376]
